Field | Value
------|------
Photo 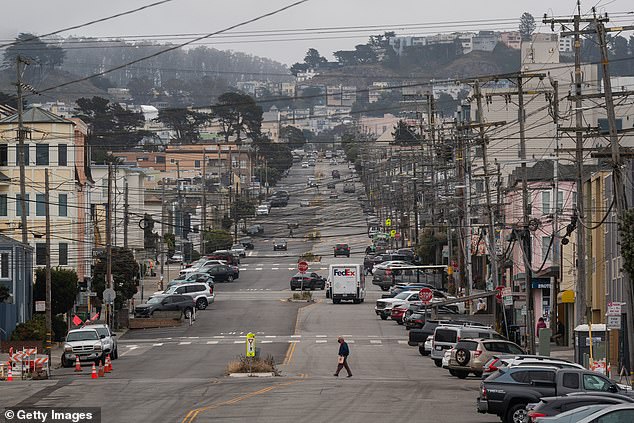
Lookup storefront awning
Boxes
[558,290,575,303]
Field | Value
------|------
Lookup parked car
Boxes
[533,404,618,423]
[299,199,310,207]
[270,197,288,207]
[61,327,106,367]
[527,392,634,422]
[374,290,421,320]
[390,305,409,324]
[334,243,350,257]
[180,259,227,275]
[477,367,634,423]
[326,182,336,189]
[329,191,338,199]
[343,183,355,193]
[482,355,585,380]
[204,264,238,282]
[430,323,502,367]
[162,282,215,310]
[447,338,525,378]
[290,272,326,290]
[161,273,213,294]
[87,323,118,360]
[332,170,340,179]
[541,403,634,423]
[134,294,194,318]
[230,244,246,258]
[273,239,287,251]
[167,253,183,264]
[256,205,270,216]
[301,162,309,168]
[208,251,240,266]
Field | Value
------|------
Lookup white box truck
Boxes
[329,264,365,304]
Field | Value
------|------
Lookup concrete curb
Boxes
[287,299,314,303]
[228,372,276,378]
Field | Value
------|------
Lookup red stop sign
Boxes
[419,288,433,305]
[495,286,505,301]
[298,261,309,273]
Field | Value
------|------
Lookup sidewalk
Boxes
[549,345,575,362]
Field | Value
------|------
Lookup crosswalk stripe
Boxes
[152,343,163,346]
[370,340,382,344]
[206,341,218,345]
[316,340,327,343]
[178,342,191,345]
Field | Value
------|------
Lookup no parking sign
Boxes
[246,333,256,357]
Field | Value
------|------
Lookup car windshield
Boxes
[394,292,413,300]
[66,331,98,342]
[94,327,109,337]
[147,297,164,304]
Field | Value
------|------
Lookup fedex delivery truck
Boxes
[329,264,365,304]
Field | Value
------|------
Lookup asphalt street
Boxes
[0,160,496,423]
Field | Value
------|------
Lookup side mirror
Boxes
[608,384,618,393]
[100,334,106,339]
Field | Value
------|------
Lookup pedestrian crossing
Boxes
[238,264,329,271]
[118,334,410,349]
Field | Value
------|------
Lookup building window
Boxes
[16,194,29,216]
[58,144,67,166]
[542,236,552,262]
[194,160,201,168]
[155,156,166,164]
[170,158,175,164]
[36,243,46,266]
[15,144,29,166]
[0,194,6,216]
[0,252,8,278]
[542,191,551,214]
[59,243,68,266]
[59,194,68,217]
[36,194,46,216]
[0,144,7,166]
[36,144,49,165]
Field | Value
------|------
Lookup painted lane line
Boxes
[370,340,382,344]
[271,268,279,270]
[290,335,301,338]
[233,340,243,344]
[213,336,225,338]
[265,335,276,338]
[179,342,192,345]
[347,340,355,344]
[153,343,164,347]
[315,335,327,338]
[397,340,408,345]
[206,341,218,345]
[315,340,327,343]
[255,268,263,271]
[288,340,300,343]
[260,340,273,344]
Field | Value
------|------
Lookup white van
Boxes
[430,323,503,367]
[329,264,365,304]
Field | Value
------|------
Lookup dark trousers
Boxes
[335,356,352,376]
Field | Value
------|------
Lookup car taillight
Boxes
[480,385,487,399]
[528,411,546,422]
[487,358,499,373]
[209,286,214,295]
[474,350,482,358]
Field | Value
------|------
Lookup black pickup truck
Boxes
[477,366,633,423]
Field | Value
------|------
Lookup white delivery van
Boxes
[329,264,365,304]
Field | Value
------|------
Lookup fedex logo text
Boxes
[333,268,356,277]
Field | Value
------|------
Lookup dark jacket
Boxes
[338,341,350,357]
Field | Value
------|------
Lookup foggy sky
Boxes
[2,0,632,66]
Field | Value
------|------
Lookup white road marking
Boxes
[152,343,164,347]
[288,340,300,343]
[178,342,191,345]
[265,335,276,338]
[370,340,382,344]
[261,340,273,344]
[397,340,408,345]
[271,268,279,270]
[316,335,327,338]
[347,340,355,344]
[316,340,327,343]
[290,335,301,338]
[206,341,218,345]
[214,336,225,338]
[255,268,263,271]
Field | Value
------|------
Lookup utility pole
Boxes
[159,179,165,290]
[123,177,129,249]
[550,80,560,335]
[106,164,113,329]
[176,161,182,256]
[517,75,535,354]
[201,152,207,255]
[474,81,500,323]
[44,170,52,366]
[16,56,28,245]
[596,18,634,373]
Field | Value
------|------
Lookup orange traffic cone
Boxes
[98,361,105,377]
[91,363,98,379]
[6,362,13,382]
[74,356,82,372]
[104,355,112,373]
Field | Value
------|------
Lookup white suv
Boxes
[163,282,215,310]
[61,328,106,367]
[430,323,503,367]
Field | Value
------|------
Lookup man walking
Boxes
[334,336,352,377]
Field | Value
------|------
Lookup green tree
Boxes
[280,125,306,149]
[127,76,155,104]
[3,33,65,71]
[33,268,79,315]
[143,213,160,250]
[164,233,176,258]
[415,229,447,265]
[155,108,210,144]
[92,247,139,310]
[203,229,233,254]
[519,12,536,41]
[620,209,634,279]
[74,96,148,158]
[212,92,263,142]
[304,48,327,68]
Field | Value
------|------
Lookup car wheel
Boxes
[196,298,208,310]
[380,286,389,291]
[333,299,341,304]
[506,403,528,423]
[291,287,296,291]
[448,369,457,376]
[397,320,403,325]
[455,371,469,379]
[455,348,470,366]
[113,348,118,360]
[227,275,234,283]
[433,360,442,368]
[380,314,388,320]
[61,355,70,368]
[353,299,360,304]
[474,371,483,378]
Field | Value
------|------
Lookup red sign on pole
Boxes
[298,261,309,273]
[419,288,433,305]
[495,286,505,301]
